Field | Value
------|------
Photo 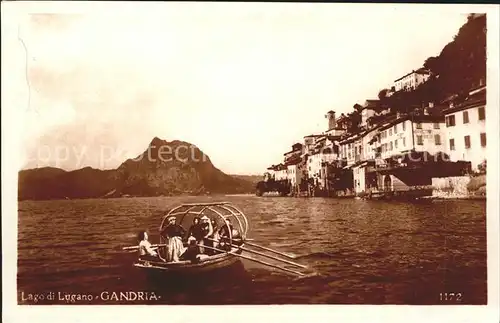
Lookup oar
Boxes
[197,244,306,277]
[122,244,166,251]
[207,238,307,269]
[243,241,297,259]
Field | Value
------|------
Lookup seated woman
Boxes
[199,215,213,254]
[160,216,187,262]
[218,218,234,251]
[137,231,158,262]
[209,219,220,253]
[218,218,244,250]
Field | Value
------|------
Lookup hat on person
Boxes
[167,216,176,222]
[200,215,210,222]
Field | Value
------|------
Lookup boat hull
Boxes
[134,248,243,275]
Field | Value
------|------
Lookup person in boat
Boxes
[137,231,158,261]
[186,216,203,242]
[209,218,220,252]
[199,215,213,254]
[218,218,244,250]
[181,236,200,262]
[160,216,187,262]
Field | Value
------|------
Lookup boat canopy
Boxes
[159,202,249,241]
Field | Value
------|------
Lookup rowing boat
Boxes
[122,202,310,277]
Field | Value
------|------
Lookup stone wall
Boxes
[432,175,486,198]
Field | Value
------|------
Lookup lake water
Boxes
[17,195,487,305]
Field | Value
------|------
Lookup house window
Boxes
[389,129,393,136]
[402,138,406,147]
[446,115,456,127]
[390,141,393,151]
[394,125,397,133]
[464,135,471,149]
[417,135,423,145]
[478,106,485,120]
[416,122,422,129]
[394,139,398,149]
[434,134,441,145]
[433,122,440,129]
[463,111,469,124]
[480,133,486,147]
[449,138,455,151]
[402,122,406,131]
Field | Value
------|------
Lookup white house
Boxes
[274,165,288,181]
[393,68,431,92]
[339,134,363,166]
[359,99,384,129]
[286,161,303,188]
[305,135,340,188]
[371,113,446,161]
[442,86,486,171]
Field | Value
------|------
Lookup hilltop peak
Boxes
[149,136,166,147]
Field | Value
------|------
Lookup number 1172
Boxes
[440,293,462,301]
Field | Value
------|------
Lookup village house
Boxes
[393,68,431,92]
[265,165,276,180]
[350,108,449,196]
[282,143,304,191]
[286,159,303,189]
[324,110,347,137]
[306,135,340,188]
[442,85,486,171]
[359,99,385,129]
[283,143,303,164]
[273,164,288,181]
[339,133,363,167]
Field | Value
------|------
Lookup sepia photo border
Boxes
[2,2,499,323]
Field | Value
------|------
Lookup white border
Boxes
[2,3,499,323]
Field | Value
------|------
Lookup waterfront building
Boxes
[264,83,482,199]
[307,135,340,188]
[442,85,486,172]
[393,68,431,92]
[339,133,363,167]
[286,159,303,191]
[283,143,303,164]
[371,113,446,161]
[274,164,288,181]
[350,108,469,196]
[265,166,276,180]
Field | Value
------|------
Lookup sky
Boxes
[5,3,469,175]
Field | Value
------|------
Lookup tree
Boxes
[423,56,440,74]
[378,89,389,101]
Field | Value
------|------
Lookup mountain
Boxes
[18,138,255,201]
[230,174,263,185]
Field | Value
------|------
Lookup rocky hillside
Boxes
[18,137,255,200]
[230,174,263,185]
